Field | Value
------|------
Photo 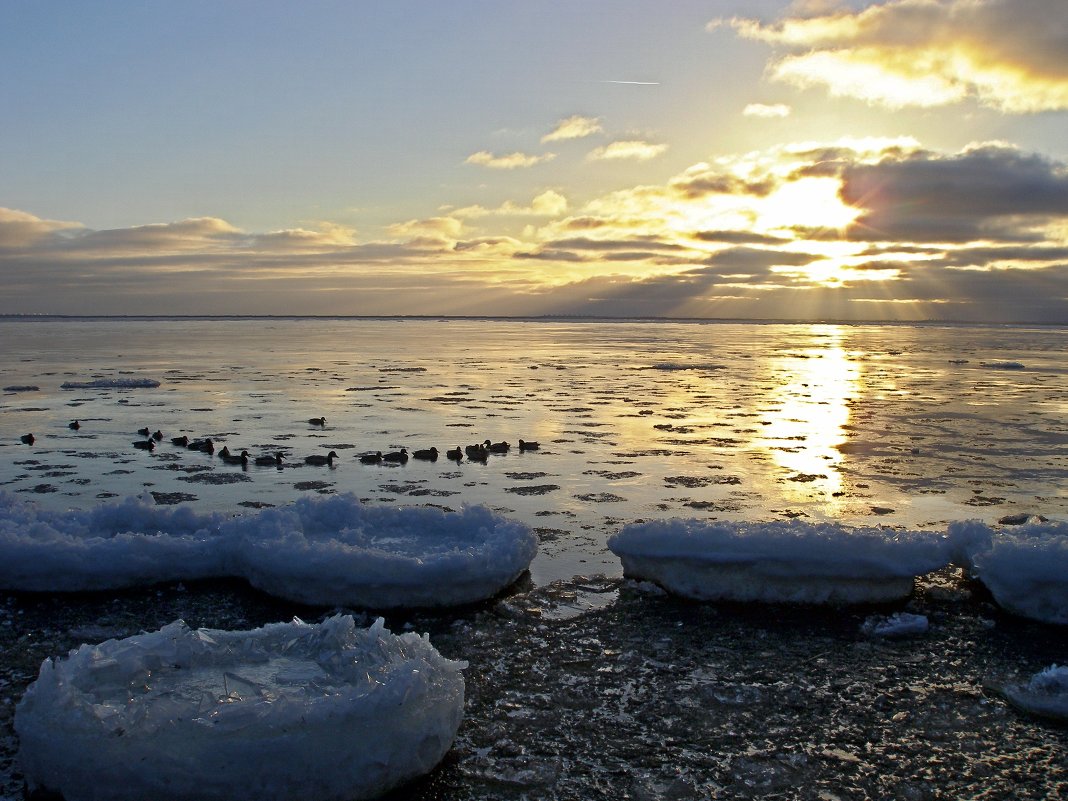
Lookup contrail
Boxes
[600,80,660,85]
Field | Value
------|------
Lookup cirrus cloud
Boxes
[542,115,603,143]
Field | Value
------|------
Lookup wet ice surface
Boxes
[3,318,1068,584]
[0,571,1065,801]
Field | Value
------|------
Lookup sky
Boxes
[3,0,1068,322]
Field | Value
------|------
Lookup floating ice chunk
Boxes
[608,519,955,604]
[60,377,161,388]
[16,615,465,801]
[980,361,1025,370]
[954,520,1068,625]
[0,493,536,608]
[0,493,231,591]
[2,384,39,392]
[230,494,537,608]
[999,665,1068,722]
[861,612,929,638]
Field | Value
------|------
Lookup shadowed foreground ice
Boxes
[15,615,465,801]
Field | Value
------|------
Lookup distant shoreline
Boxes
[1,314,1066,329]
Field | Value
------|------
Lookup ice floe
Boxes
[229,494,538,608]
[60,377,161,389]
[608,519,957,604]
[998,664,1068,722]
[951,519,1068,625]
[16,614,465,801]
[0,492,536,608]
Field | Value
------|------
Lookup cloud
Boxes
[839,143,1068,242]
[453,190,568,219]
[725,0,1068,112]
[587,140,669,162]
[465,150,556,169]
[0,208,83,249]
[743,103,792,118]
[542,115,603,143]
[386,216,463,242]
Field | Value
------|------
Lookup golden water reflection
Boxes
[757,326,861,511]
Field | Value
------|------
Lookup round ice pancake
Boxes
[16,615,465,801]
[231,494,537,608]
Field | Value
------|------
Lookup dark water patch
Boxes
[238,501,275,509]
[506,484,561,496]
[17,484,58,494]
[574,492,626,503]
[150,491,198,505]
[95,492,118,499]
[533,527,569,542]
[683,499,745,512]
[785,473,827,483]
[346,385,402,392]
[584,470,643,480]
[150,463,213,474]
[663,475,719,488]
[505,472,553,480]
[177,473,252,485]
[293,481,334,492]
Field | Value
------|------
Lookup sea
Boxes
[1,317,1066,799]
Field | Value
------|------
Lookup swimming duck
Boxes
[152,430,164,441]
[220,449,250,465]
[254,452,284,466]
[484,439,510,453]
[68,421,80,430]
[171,435,189,447]
[137,427,151,436]
[359,451,383,464]
[446,446,463,461]
[382,448,408,464]
[188,438,214,453]
[20,433,35,445]
[465,443,488,461]
[519,439,540,451]
[133,439,155,451]
[412,446,438,461]
[305,451,338,466]
[308,417,326,426]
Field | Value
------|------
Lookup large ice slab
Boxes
[608,519,956,604]
[952,519,1068,625]
[16,615,465,801]
[231,494,538,608]
[0,494,231,591]
[0,492,536,608]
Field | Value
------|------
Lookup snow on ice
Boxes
[0,492,536,608]
[951,519,1068,625]
[999,664,1068,723]
[16,615,466,801]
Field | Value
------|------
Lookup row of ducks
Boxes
[358,439,541,465]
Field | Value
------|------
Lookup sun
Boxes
[755,176,862,234]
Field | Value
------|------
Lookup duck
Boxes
[519,439,540,451]
[304,451,338,466]
[220,449,250,465]
[152,430,164,441]
[254,452,285,466]
[308,417,326,426]
[484,439,510,453]
[137,427,151,436]
[188,438,214,453]
[412,446,439,461]
[359,451,383,464]
[133,439,155,451]
[20,433,35,445]
[68,421,80,430]
[171,435,189,447]
[465,443,488,461]
[382,448,409,464]
[446,446,463,461]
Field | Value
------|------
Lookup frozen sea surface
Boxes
[3,317,1068,583]
[1,318,1067,798]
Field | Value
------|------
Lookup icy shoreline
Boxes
[1,570,1065,801]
